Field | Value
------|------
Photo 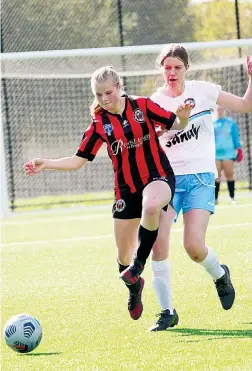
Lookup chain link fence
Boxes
[1,0,252,210]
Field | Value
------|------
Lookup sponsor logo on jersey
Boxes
[134,109,145,123]
[165,124,200,148]
[111,139,124,155]
[110,134,150,155]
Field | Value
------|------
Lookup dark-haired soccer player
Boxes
[147,46,252,331]
[24,65,192,322]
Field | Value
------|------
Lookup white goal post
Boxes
[2,38,252,60]
[1,38,252,215]
[1,110,9,218]
[1,38,252,79]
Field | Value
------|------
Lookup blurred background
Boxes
[2,0,252,51]
[1,0,252,211]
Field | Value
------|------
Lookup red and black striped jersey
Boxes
[76,95,176,199]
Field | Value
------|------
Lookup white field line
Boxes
[2,213,111,226]
[1,222,252,248]
[6,203,112,217]
[3,202,252,226]
[1,234,114,247]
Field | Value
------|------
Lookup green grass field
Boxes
[1,193,252,371]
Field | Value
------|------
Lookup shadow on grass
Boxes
[22,352,61,356]
[170,328,252,343]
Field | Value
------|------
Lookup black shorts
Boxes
[112,176,175,219]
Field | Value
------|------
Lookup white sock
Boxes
[199,246,225,280]
[151,259,173,314]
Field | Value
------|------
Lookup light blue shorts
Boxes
[172,172,215,221]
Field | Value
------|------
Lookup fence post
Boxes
[1,24,16,211]
[116,0,127,89]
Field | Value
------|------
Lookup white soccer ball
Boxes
[3,313,42,353]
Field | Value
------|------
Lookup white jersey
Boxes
[151,80,221,176]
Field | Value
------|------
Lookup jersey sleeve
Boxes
[231,120,241,149]
[196,81,221,109]
[146,98,177,130]
[76,121,104,161]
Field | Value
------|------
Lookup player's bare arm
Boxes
[217,56,252,113]
[24,156,87,176]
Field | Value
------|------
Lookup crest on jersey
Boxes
[103,123,113,136]
[113,199,126,213]
[134,109,145,123]
[184,98,196,109]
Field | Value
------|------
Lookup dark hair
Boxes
[156,44,189,68]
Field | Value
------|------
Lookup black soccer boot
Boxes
[214,264,235,310]
[149,309,179,332]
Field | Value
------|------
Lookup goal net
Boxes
[2,39,252,210]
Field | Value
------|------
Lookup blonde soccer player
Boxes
[24,65,192,322]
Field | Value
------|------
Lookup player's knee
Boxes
[189,253,202,262]
[142,202,160,218]
[184,241,204,262]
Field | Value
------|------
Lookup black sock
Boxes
[215,181,220,200]
[118,262,129,274]
[227,180,235,199]
[135,225,158,264]
[118,261,140,294]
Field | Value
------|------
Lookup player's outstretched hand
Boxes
[176,103,193,122]
[247,56,252,77]
[23,159,45,176]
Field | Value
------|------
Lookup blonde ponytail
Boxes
[90,98,103,116]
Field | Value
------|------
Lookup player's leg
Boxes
[148,175,185,331]
[215,160,223,204]
[182,173,235,310]
[120,179,173,285]
[148,206,179,331]
[114,217,145,320]
[222,159,235,203]
[114,218,139,266]
[183,209,235,310]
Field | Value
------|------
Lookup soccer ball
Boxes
[3,313,42,353]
